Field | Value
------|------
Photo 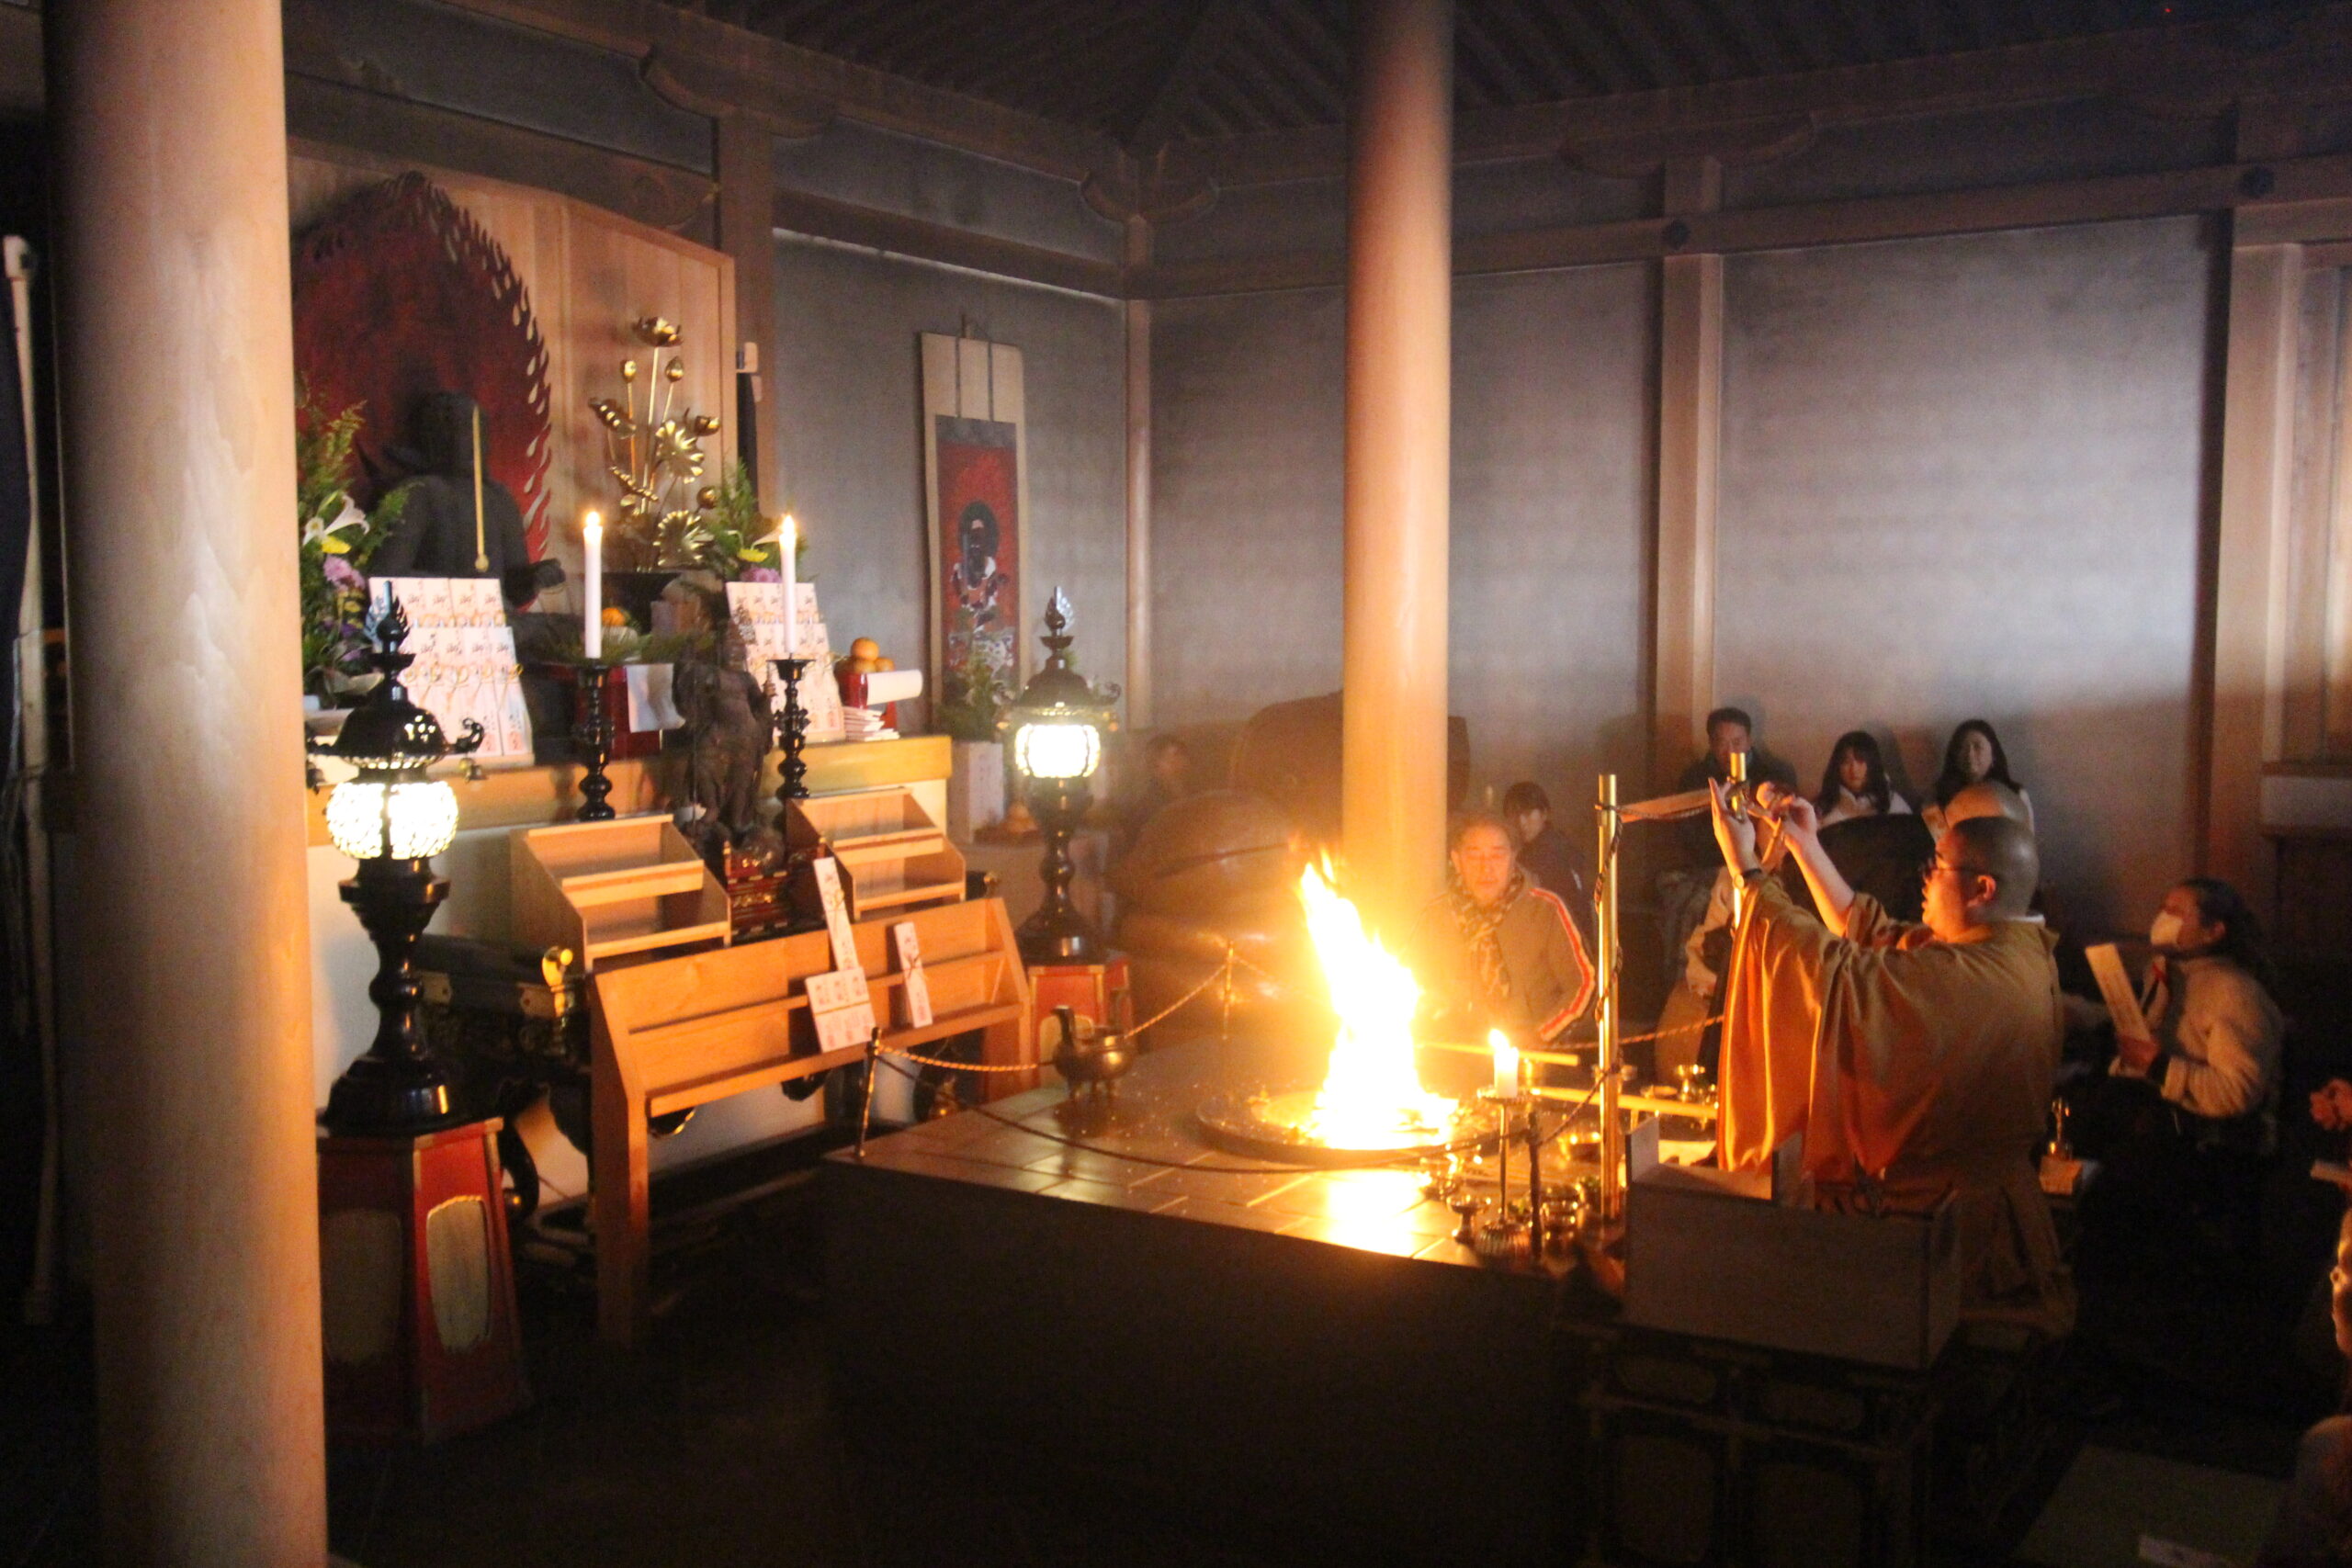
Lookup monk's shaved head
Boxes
[1944,779,2031,829]
[1944,815,2039,919]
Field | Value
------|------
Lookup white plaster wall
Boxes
[1714,217,2217,938]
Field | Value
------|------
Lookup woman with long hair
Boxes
[1930,717,2034,833]
[1812,730,1911,828]
[2109,876,2284,1123]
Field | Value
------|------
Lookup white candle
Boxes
[582,510,604,660]
[1490,1031,1520,1097]
[779,513,798,656]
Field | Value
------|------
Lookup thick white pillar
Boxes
[1342,0,1453,931]
[49,0,327,1560]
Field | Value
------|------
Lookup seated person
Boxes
[2110,878,2285,1130]
[1413,812,1594,1046]
[1503,780,1590,914]
[1814,729,1912,827]
[1114,733,1193,856]
[1710,782,2073,1333]
[1659,705,1801,973]
[1924,718,2035,835]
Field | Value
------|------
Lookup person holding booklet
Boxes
[2111,880,2285,1129]
[2070,878,2287,1304]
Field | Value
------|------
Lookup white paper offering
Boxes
[367,576,534,763]
[811,856,861,974]
[804,965,876,1055]
[892,920,933,1030]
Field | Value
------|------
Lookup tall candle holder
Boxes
[772,656,813,809]
[1474,1085,1545,1264]
[571,660,618,821]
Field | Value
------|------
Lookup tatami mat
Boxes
[2019,1445,2285,1568]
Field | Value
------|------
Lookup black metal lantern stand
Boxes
[311,596,486,1136]
[1002,591,1120,966]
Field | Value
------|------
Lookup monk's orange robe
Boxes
[1716,879,2073,1334]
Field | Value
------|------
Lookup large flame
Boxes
[1300,863,1459,1148]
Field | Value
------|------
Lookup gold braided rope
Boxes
[887,954,1236,1076]
[886,942,1723,1078]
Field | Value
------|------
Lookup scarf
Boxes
[1448,867,1527,1010]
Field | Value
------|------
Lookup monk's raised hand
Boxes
[1772,789,1822,843]
[1708,777,1759,874]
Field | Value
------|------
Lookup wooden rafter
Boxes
[1125,0,1249,152]
[1456,7,1551,107]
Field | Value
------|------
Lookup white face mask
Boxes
[2149,911,2185,952]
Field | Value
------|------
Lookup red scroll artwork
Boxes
[934,415,1021,693]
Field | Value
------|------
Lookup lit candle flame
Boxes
[1490,1031,1520,1097]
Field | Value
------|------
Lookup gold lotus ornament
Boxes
[595,313,722,568]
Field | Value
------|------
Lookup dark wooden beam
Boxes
[1130,148,2352,298]
[771,186,1124,297]
[1125,0,1248,152]
[435,0,1125,180]
[286,83,718,240]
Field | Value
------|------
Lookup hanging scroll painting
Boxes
[921,333,1027,717]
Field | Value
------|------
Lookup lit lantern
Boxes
[1001,588,1119,964]
[312,595,485,1134]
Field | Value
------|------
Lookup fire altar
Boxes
[821,1030,1572,1565]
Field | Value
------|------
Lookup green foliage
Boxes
[688,462,809,581]
[295,382,396,701]
[933,643,1009,742]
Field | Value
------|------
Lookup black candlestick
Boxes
[772,656,812,809]
[572,660,618,821]
[325,858,458,1133]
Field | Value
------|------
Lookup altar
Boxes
[821,1032,1567,1566]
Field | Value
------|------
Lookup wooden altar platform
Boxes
[820,1033,1567,1566]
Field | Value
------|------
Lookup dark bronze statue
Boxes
[673,618,781,871]
[374,391,564,608]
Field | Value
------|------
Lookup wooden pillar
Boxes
[47,1,327,1562]
[2205,238,2301,903]
[1125,216,1154,731]
[717,112,781,507]
[1342,0,1452,929]
[1651,156,1724,792]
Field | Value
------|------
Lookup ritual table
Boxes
[821,1032,1571,1566]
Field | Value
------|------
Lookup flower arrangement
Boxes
[694,461,805,581]
[296,385,402,702]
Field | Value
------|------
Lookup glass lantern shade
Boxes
[326,772,462,861]
[1013,716,1102,782]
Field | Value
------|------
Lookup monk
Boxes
[1709,778,2073,1334]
